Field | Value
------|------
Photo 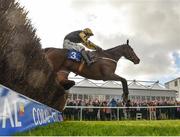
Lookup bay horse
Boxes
[45,40,140,103]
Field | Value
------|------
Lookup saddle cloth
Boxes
[67,50,96,62]
[67,50,82,62]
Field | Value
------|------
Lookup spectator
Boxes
[63,97,180,121]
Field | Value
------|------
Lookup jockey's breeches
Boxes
[63,39,84,52]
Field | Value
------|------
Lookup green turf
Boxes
[16,120,180,136]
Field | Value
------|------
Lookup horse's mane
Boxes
[105,44,126,52]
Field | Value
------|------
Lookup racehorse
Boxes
[45,40,140,103]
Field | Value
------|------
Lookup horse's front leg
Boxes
[57,70,75,90]
[104,74,129,104]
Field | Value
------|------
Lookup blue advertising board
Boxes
[0,84,63,135]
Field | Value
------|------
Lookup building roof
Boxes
[72,78,176,92]
[76,79,98,87]
[128,80,147,89]
[165,77,180,84]
[149,81,168,90]
[101,81,122,88]
[70,79,177,97]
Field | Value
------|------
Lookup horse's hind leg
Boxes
[104,74,129,104]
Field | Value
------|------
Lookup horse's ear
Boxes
[127,39,129,45]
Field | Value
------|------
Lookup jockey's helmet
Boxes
[83,28,94,36]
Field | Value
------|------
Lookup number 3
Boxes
[71,52,76,59]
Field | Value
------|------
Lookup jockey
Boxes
[63,28,102,66]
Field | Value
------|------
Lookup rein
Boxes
[98,57,117,64]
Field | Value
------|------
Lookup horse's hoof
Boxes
[63,81,75,90]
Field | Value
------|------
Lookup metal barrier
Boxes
[63,105,180,121]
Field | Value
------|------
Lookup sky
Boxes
[17,0,180,84]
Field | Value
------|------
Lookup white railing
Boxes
[63,105,180,121]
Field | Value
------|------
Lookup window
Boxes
[78,94,83,99]
[99,95,105,101]
[84,95,88,99]
[89,95,93,100]
[146,96,150,101]
[68,94,72,99]
[174,80,178,87]
[156,96,160,100]
[73,94,77,100]
[166,97,170,101]
[161,96,165,101]
[151,96,155,101]
[106,95,110,100]
[136,96,140,101]
[131,96,135,101]
[142,96,145,101]
[171,97,175,101]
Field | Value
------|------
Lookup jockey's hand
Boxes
[95,45,103,51]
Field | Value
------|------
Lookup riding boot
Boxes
[81,50,94,66]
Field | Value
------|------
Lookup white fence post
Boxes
[117,108,119,120]
[80,107,83,121]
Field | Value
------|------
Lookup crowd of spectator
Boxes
[63,98,180,121]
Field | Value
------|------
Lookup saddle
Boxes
[67,49,97,74]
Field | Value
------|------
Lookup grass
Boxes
[16,120,180,136]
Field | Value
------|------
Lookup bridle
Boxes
[124,47,136,61]
[123,40,137,62]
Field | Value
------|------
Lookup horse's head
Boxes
[122,40,140,64]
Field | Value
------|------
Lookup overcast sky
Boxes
[18,0,180,84]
